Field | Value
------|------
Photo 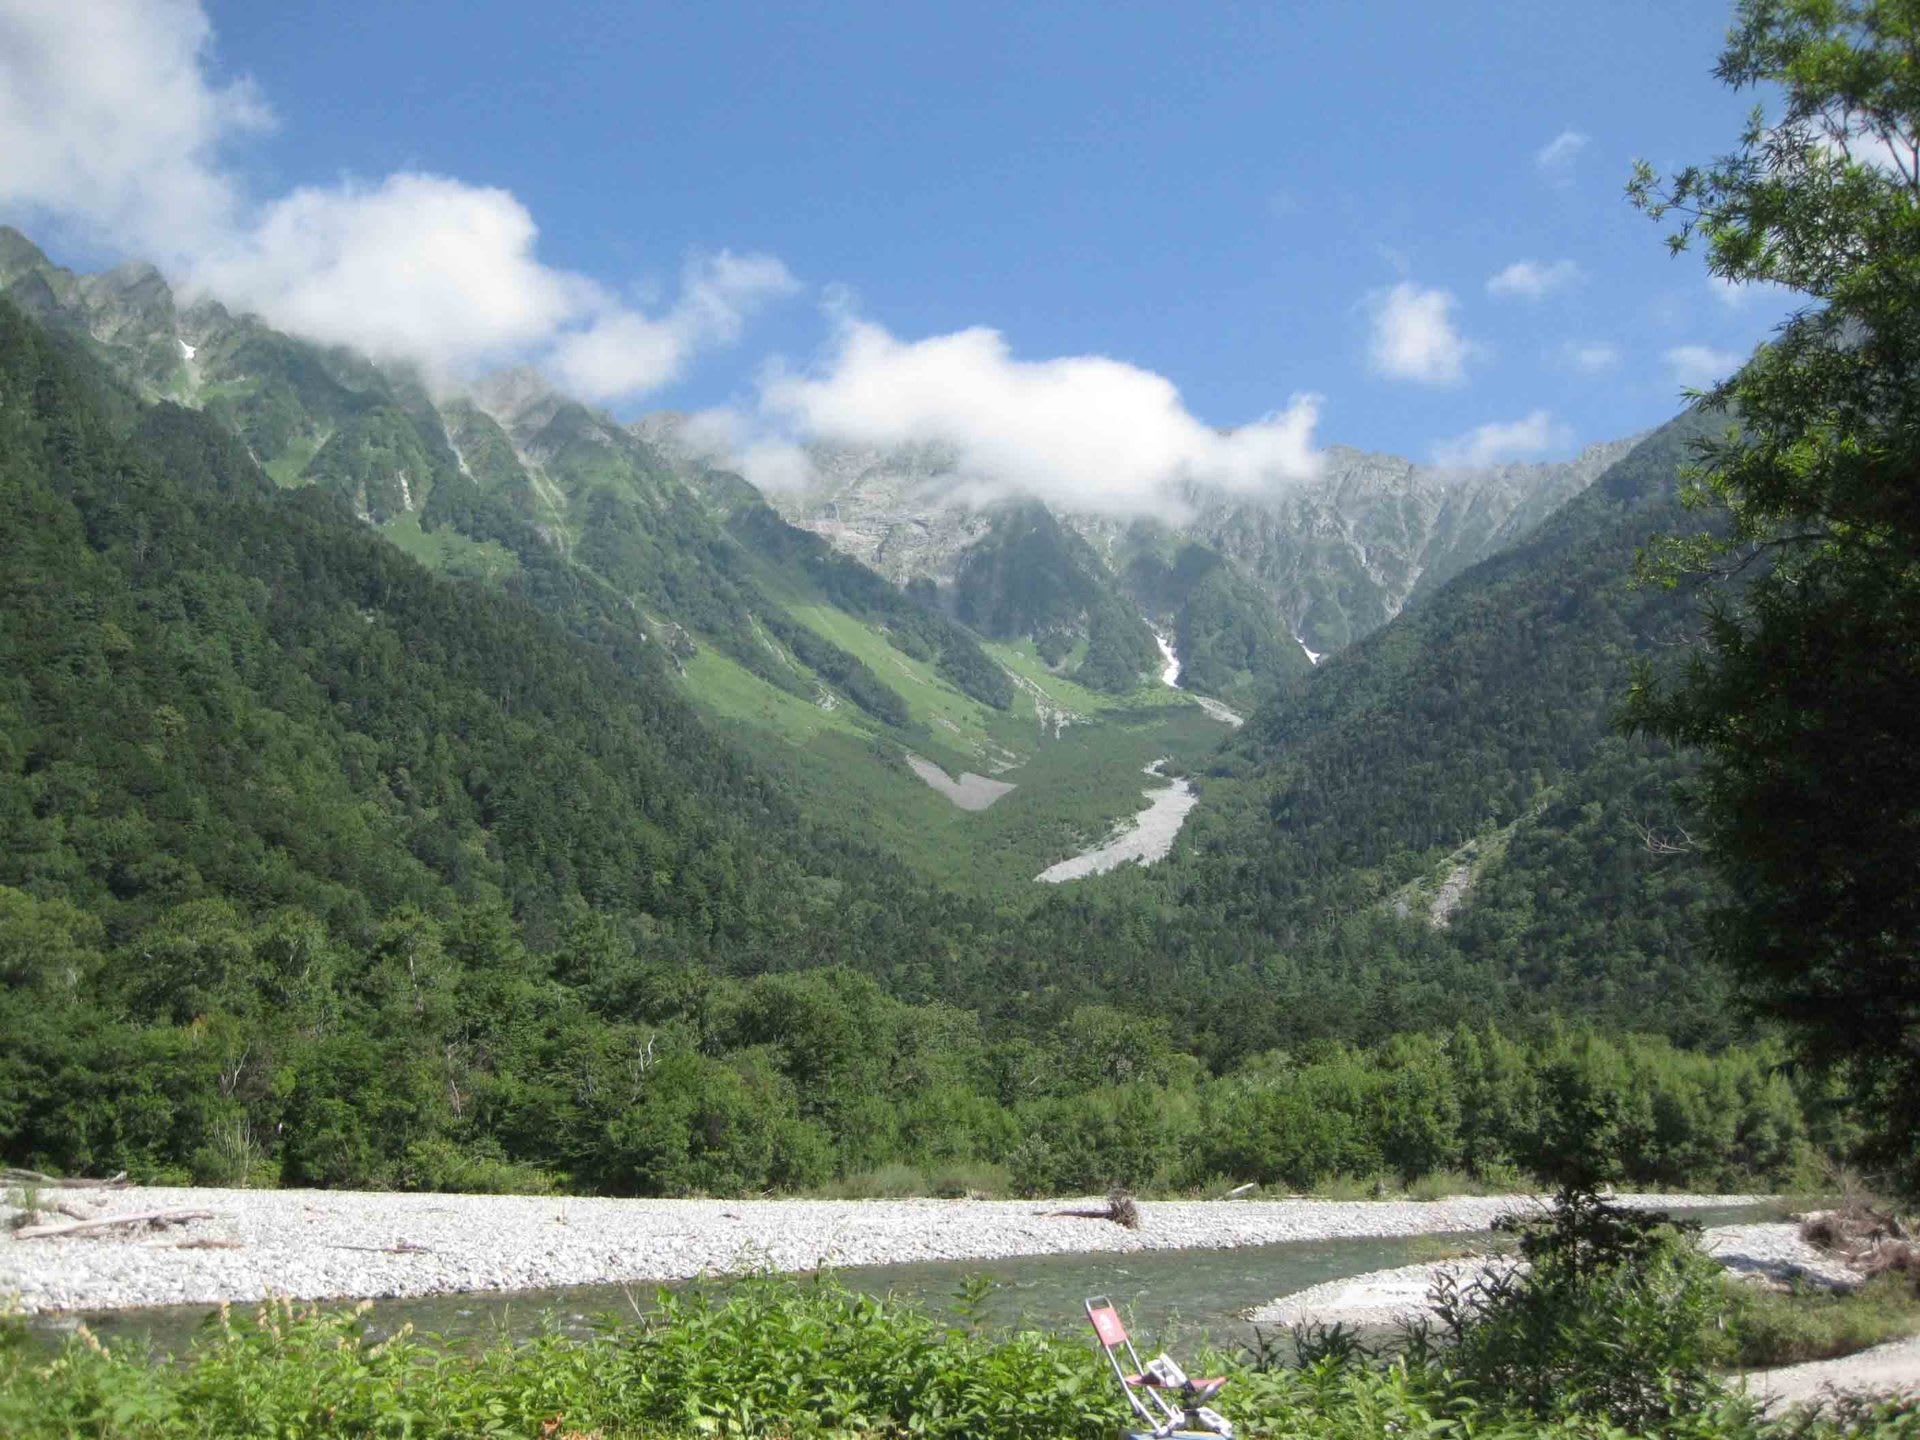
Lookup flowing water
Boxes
[26,1204,1774,1358]
[1150,625,1182,689]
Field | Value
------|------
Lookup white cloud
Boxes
[192,174,589,371]
[746,316,1324,517]
[0,0,789,397]
[1366,281,1470,385]
[1487,258,1583,300]
[548,252,797,400]
[0,0,265,258]
[1664,344,1745,389]
[1535,129,1589,184]
[1562,341,1620,373]
[1432,409,1571,468]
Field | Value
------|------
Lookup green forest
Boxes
[0,293,1852,1199]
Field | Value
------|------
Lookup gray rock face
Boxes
[765,441,990,586]
[724,432,1640,660]
[1156,439,1639,654]
[469,366,569,439]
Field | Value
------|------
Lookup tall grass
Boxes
[1717,1274,1920,1368]
[815,1161,1010,1199]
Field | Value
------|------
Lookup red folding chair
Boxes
[1084,1295,1232,1439]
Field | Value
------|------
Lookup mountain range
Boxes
[0,225,1645,898]
[0,221,1754,1192]
[740,425,1636,668]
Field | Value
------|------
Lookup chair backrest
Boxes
[1086,1298,1129,1351]
[1086,1296,1172,1428]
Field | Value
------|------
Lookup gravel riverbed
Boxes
[1,1187,1760,1316]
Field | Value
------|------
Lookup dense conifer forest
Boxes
[0,295,1836,1195]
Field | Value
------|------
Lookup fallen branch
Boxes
[332,1241,435,1255]
[12,1208,220,1241]
[3,1168,128,1190]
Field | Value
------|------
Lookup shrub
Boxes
[4,1275,1913,1440]
[1426,1186,1729,1430]
[399,1137,559,1195]
[1717,1273,1920,1368]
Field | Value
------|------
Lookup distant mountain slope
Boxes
[950,502,1160,694]
[0,232,932,726]
[750,432,1637,673]
[1211,412,1717,908]
[1156,438,1637,654]
[968,412,1734,1054]
[0,236,1746,1071]
[0,228,1231,891]
[1099,526,1312,698]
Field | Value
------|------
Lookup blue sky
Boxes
[2,0,1795,500]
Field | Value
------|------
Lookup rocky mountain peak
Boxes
[750,430,1644,660]
[468,365,565,436]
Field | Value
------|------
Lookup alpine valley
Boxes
[0,225,1796,1199]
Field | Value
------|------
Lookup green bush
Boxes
[0,1282,1125,1440]
[820,1161,933,1199]
[398,1138,559,1196]
[1426,1187,1729,1430]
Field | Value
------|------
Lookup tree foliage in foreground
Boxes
[1627,0,1920,1190]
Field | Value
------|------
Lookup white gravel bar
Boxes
[0,1187,1759,1316]
[1247,1221,1846,1330]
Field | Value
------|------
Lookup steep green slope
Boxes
[1113,527,1313,701]
[952,503,1160,694]
[0,233,904,723]
[0,232,1242,905]
[721,496,1015,711]
[0,296,959,961]
[1218,413,1717,884]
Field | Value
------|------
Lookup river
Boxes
[30,1203,1775,1359]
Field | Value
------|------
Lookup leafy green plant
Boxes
[3,1184,42,1232]
[1430,1187,1730,1430]
[8,1273,1917,1440]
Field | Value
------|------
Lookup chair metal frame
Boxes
[1083,1295,1228,1439]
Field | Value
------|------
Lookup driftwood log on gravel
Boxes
[3,1168,128,1190]
[12,1208,221,1241]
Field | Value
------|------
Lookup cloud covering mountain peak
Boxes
[718,314,1323,519]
